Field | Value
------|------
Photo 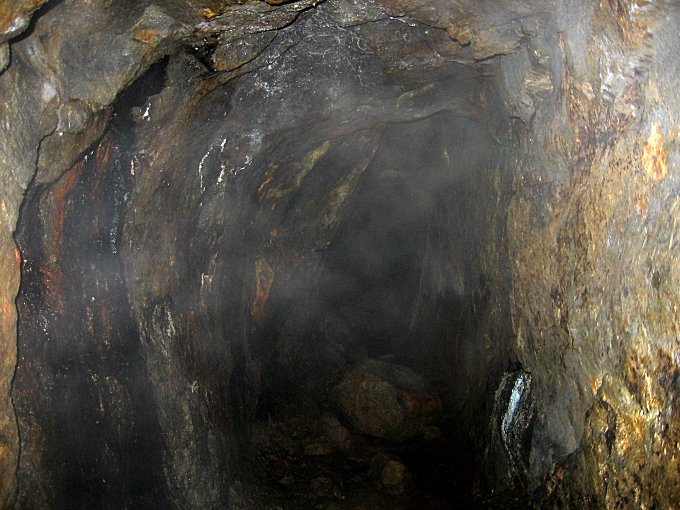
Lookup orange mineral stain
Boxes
[96,135,112,167]
[257,168,276,205]
[252,257,275,322]
[0,300,14,328]
[133,28,158,43]
[53,159,86,248]
[642,123,668,180]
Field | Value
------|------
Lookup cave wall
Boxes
[113,5,510,504]
[0,0,679,508]
[251,111,515,440]
[0,1,193,501]
[0,1,355,506]
[14,130,167,508]
[504,1,680,505]
[6,1,510,507]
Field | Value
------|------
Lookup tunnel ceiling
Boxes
[1,0,680,509]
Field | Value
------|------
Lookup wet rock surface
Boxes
[0,0,679,508]
[486,369,535,490]
[9,2,505,506]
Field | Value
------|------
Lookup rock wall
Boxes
[0,1,351,506]
[504,1,680,505]
[6,1,508,507]
[1,0,679,508]
[0,1,188,502]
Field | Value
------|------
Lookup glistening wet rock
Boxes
[2,0,680,508]
[486,369,535,491]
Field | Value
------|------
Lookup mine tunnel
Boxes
[1,0,679,509]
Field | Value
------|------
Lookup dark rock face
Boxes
[15,132,167,509]
[1,0,679,508]
[11,3,507,507]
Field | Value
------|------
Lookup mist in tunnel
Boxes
[11,6,514,505]
[1,0,680,509]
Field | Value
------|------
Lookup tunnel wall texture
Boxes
[504,2,680,506]
[0,0,678,508]
[6,1,510,507]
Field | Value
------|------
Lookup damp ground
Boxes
[230,402,530,510]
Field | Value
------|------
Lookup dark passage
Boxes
[13,31,518,506]
[317,119,456,361]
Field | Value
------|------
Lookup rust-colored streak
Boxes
[51,134,111,260]
[96,134,113,169]
[13,247,21,268]
[44,134,115,310]
[132,28,158,43]
[35,265,62,307]
[91,135,113,214]
[47,160,86,311]
[1,302,11,315]
[251,257,275,322]
[0,302,13,328]
[257,168,276,205]
[642,123,668,180]
[53,160,85,247]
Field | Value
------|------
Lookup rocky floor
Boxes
[231,402,529,510]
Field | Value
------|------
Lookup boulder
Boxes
[334,358,441,442]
